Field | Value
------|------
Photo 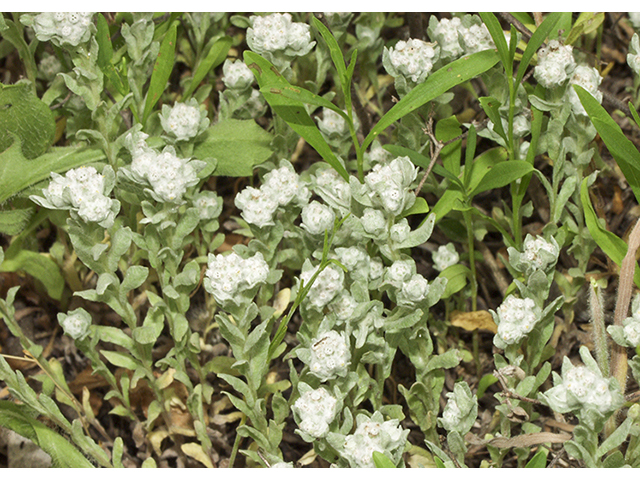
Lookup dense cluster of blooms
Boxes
[29,12,95,47]
[432,243,459,271]
[493,295,542,347]
[57,308,92,341]
[361,156,418,216]
[247,13,315,58]
[534,40,576,89]
[291,386,338,439]
[384,38,439,83]
[159,99,209,142]
[203,252,269,306]
[566,65,603,116]
[307,330,351,381]
[222,59,255,91]
[438,382,478,434]
[509,234,560,277]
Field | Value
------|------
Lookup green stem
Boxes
[462,208,478,312]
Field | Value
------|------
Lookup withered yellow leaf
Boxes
[450,310,498,333]
[181,443,214,468]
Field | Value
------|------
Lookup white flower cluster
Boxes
[32,166,117,227]
[566,65,603,116]
[159,100,209,142]
[222,59,255,91]
[192,191,222,221]
[428,17,464,60]
[386,38,439,83]
[493,295,542,347]
[534,40,576,89]
[31,12,94,47]
[341,413,408,468]
[399,274,430,305]
[235,161,310,228]
[313,167,352,211]
[58,308,92,341]
[432,243,459,271]
[300,201,335,235]
[308,330,351,381]
[363,156,418,216]
[521,235,560,273]
[427,15,495,61]
[247,13,315,58]
[203,251,269,306]
[439,382,478,434]
[623,315,640,347]
[458,21,495,54]
[300,263,344,309]
[292,387,338,439]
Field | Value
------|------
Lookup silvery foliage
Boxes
[630,12,640,30]
[534,40,577,89]
[382,38,440,84]
[628,34,640,76]
[608,293,640,348]
[203,251,270,307]
[159,98,210,142]
[119,132,205,204]
[540,346,624,430]
[24,12,95,47]
[432,243,460,272]
[328,411,409,468]
[219,59,267,120]
[38,53,62,82]
[31,165,120,228]
[291,383,339,441]
[299,262,345,310]
[57,308,92,341]
[438,381,478,434]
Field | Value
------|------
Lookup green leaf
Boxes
[183,35,232,99]
[362,49,500,152]
[95,13,126,95]
[0,19,38,89]
[143,21,177,124]
[0,143,106,204]
[580,176,640,288]
[0,83,55,159]
[261,84,348,119]
[515,13,562,86]
[479,96,507,143]
[101,350,140,371]
[439,264,470,299]
[470,160,534,197]
[596,417,633,459]
[193,119,273,177]
[244,50,350,181]
[0,401,94,467]
[576,84,640,204]
[0,207,34,235]
[479,12,512,77]
[1,249,64,300]
[372,450,396,468]
[525,449,547,468]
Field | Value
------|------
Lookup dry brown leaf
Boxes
[465,431,571,449]
[450,310,498,333]
[181,443,214,468]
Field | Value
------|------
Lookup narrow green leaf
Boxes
[244,50,349,180]
[372,451,396,468]
[515,13,562,86]
[580,176,640,288]
[311,16,351,106]
[183,36,232,99]
[576,85,640,204]
[261,84,348,119]
[143,22,177,124]
[101,350,140,371]
[95,13,126,95]
[470,160,534,197]
[479,96,507,143]
[629,101,640,130]
[479,12,512,77]
[362,49,500,152]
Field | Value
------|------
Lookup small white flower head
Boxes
[361,208,387,236]
[364,156,418,215]
[458,18,495,54]
[234,186,279,228]
[624,315,640,347]
[534,40,576,89]
[160,99,209,142]
[335,246,370,280]
[313,167,352,211]
[301,200,335,235]
[428,16,464,60]
[369,257,384,280]
[247,13,315,57]
[509,234,560,277]
[222,58,255,91]
[438,382,478,434]
[292,386,338,439]
[58,308,92,341]
[317,108,349,139]
[385,258,416,287]
[366,141,392,166]
[432,243,459,271]
[630,13,640,30]
[341,412,408,468]
[390,218,411,243]
[492,295,542,348]
[29,12,95,47]
[192,191,222,221]
[300,263,344,309]
[262,161,310,207]
[628,34,640,75]
[203,252,269,306]
[307,330,351,381]
[148,148,201,203]
[384,38,439,84]
[566,65,603,116]
[541,347,624,422]
[399,274,430,305]
[328,292,358,323]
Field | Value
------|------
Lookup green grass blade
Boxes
[183,36,232,99]
[361,49,500,153]
[575,85,640,204]
[312,16,351,107]
[515,12,562,86]
[260,84,349,120]
[479,12,512,77]
[244,50,350,181]
[143,21,177,124]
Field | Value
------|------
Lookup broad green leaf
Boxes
[580,176,640,288]
[193,119,273,177]
[525,449,548,468]
[515,13,562,86]
[436,116,463,177]
[0,401,94,467]
[101,350,140,371]
[1,249,64,300]
[0,207,34,235]
[0,83,55,159]
[143,21,177,124]
[597,416,633,458]
[566,13,605,45]
[439,264,470,299]
[362,49,500,152]
[465,146,509,193]
[0,19,37,89]
[470,160,534,197]
[0,142,106,204]
[372,451,396,468]
[244,50,350,180]
[183,35,232,99]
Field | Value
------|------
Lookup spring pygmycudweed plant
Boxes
[2,11,640,469]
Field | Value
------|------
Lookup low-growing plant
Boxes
[1,11,640,469]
